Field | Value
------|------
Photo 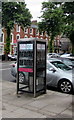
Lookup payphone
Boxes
[17,38,46,97]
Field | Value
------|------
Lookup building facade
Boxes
[1,20,71,55]
[0,21,48,55]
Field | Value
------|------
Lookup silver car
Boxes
[11,60,74,94]
[47,60,73,93]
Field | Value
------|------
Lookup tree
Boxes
[2,2,32,60]
[62,2,74,54]
[38,2,64,53]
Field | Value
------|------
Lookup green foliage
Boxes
[2,2,32,55]
[38,2,74,53]
[62,2,74,54]
[2,2,32,29]
[62,2,74,39]
[41,2,64,36]
[38,2,64,52]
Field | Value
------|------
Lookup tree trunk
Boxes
[48,35,54,53]
[5,27,11,61]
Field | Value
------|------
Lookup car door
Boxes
[46,62,59,86]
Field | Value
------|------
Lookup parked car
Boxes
[47,53,60,58]
[8,54,17,61]
[47,60,73,93]
[11,59,74,94]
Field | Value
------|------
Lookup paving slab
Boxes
[1,81,73,118]
[59,108,72,118]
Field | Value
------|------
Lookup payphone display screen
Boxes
[18,43,34,92]
[36,43,46,91]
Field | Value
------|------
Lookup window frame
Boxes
[36,29,39,35]
[29,28,33,34]
[24,27,28,33]
[40,31,43,36]
[16,25,20,32]
[16,34,20,40]
[0,45,4,55]
[24,35,28,38]
[11,33,14,43]
[0,32,4,43]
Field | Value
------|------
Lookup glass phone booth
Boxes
[17,38,46,97]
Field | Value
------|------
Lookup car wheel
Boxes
[19,72,25,83]
[58,80,73,93]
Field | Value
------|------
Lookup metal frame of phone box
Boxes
[17,38,47,97]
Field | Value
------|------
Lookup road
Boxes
[0,60,57,92]
[0,61,16,82]
[1,61,73,94]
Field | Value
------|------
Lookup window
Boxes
[16,34,20,40]
[63,59,72,66]
[40,31,43,36]
[36,29,39,35]
[46,38,48,41]
[10,33,14,43]
[24,27,28,33]
[0,33,4,43]
[0,45,4,54]
[24,35,28,38]
[29,28,33,34]
[36,37,39,39]
[47,63,53,70]
[16,25,20,32]
[45,31,48,37]
[30,36,33,38]
[14,46,17,54]
[40,37,43,39]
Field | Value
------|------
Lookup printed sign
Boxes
[20,44,33,50]
[37,44,45,50]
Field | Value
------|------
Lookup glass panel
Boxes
[30,29,32,33]
[24,28,28,33]
[18,43,33,92]
[16,35,20,40]
[0,34,3,42]
[16,25,20,32]
[0,46,4,54]
[36,43,46,91]
[51,61,71,70]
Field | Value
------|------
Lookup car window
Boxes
[47,63,53,70]
[69,59,74,64]
[63,59,72,66]
[51,61,71,70]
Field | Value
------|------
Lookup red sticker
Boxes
[18,68,33,73]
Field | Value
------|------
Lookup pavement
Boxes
[0,80,74,119]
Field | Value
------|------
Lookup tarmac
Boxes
[0,80,74,119]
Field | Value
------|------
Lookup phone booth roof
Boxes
[18,38,46,43]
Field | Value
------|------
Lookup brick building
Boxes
[0,20,48,55]
[1,20,70,55]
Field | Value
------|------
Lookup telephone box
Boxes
[17,38,46,97]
